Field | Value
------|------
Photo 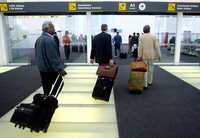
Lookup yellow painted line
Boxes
[63,78,96,85]
[0,65,119,138]
[58,93,114,105]
[164,70,200,73]
[52,107,116,123]
[171,73,200,78]
[62,85,94,92]
[65,73,97,79]
[66,66,98,70]
[65,69,96,74]
[0,122,118,138]
[0,66,18,73]
[161,66,200,70]
[161,66,200,90]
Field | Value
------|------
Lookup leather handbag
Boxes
[131,60,147,72]
[96,64,118,80]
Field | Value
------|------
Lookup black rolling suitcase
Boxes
[92,77,113,102]
[10,75,64,133]
[120,53,127,59]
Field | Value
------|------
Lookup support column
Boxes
[0,13,9,66]
[174,12,183,64]
[86,12,91,63]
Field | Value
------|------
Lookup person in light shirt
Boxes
[138,25,161,88]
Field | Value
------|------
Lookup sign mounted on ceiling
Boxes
[0,2,199,14]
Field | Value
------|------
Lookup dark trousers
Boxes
[64,46,70,60]
[132,47,138,58]
[114,44,120,56]
[40,71,59,95]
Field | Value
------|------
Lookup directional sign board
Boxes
[0,2,199,14]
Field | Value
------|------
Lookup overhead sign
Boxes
[168,3,176,12]
[119,3,127,11]
[68,3,76,11]
[138,3,146,11]
[177,3,200,12]
[0,2,199,14]
[0,3,8,12]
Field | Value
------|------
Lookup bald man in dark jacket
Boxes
[90,24,113,65]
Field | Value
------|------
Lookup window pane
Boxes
[7,15,87,63]
[180,16,200,63]
[91,15,177,63]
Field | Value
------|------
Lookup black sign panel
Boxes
[177,3,200,12]
[68,2,118,12]
[0,2,199,14]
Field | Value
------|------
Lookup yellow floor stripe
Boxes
[0,66,18,73]
[0,66,119,138]
[161,66,200,90]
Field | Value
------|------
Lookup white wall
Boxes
[0,14,9,65]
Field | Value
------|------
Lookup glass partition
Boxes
[7,15,87,63]
[180,16,200,63]
[7,14,199,64]
[91,15,177,63]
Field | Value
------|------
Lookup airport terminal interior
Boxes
[0,0,200,138]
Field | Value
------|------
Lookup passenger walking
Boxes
[63,31,71,60]
[90,24,113,65]
[138,25,161,88]
[113,32,122,57]
[35,21,67,95]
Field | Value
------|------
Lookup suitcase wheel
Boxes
[36,129,39,133]
[43,129,47,133]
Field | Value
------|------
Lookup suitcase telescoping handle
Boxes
[49,74,64,98]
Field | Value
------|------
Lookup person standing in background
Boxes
[63,31,71,60]
[128,35,132,55]
[138,25,161,88]
[113,32,122,57]
[90,24,113,65]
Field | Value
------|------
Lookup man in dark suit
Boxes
[90,24,113,65]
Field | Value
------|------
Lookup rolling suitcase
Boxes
[128,71,145,94]
[10,74,64,133]
[128,60,147,94]
[92,77,113,102]
[120,53,127,59]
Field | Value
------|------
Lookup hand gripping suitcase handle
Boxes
[49,74,64,98]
